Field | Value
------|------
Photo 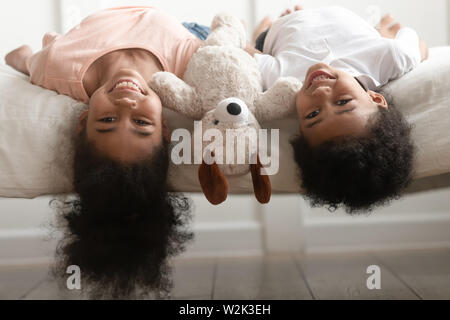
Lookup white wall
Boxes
[0,0,60,61]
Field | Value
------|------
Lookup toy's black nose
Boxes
[227,103,242,116]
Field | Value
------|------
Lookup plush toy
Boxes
[151,13,302,205]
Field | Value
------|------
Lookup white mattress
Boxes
[0,47,449,198]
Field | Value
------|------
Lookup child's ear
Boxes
[162,117,171,144]
[368,91,388,109]
[77,110,89,135]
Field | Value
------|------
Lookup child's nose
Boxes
[312,86,332,99]
[115,98,138,109]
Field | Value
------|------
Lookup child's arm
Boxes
[245,42,284,90]
[245,43,261,57]
[5,45,32,76]
[418,38,429,62]
[377,14,428,62]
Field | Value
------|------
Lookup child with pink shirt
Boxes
[6,6,202,299]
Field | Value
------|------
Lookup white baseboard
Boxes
[304,213,450,253]
[0,221,263,265]
[4,214,450,265]
[0,229,57,266]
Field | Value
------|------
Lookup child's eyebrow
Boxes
[306,119,322,128]
[96,128,115,133]
[95,128,152,137]
[335,107,356,115]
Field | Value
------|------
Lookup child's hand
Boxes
[245,43,261,57]
[376,13,428,62]
[376,13,402,39]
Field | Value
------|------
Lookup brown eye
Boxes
[99,117,116,123]
[336,99,352,106]
[306,110,320,119]
[134,119,151,126]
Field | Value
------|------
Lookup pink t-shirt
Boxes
[26,6,201,103]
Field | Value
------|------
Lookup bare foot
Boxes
[376,13,402,39]
[5,45,32,75]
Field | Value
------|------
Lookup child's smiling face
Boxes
[78,69,167,162]
[296,63,388,146]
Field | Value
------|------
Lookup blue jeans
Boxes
[183,22,211,40]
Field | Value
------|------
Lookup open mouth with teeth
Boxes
[307,71,336,89]
[110,79,145,95]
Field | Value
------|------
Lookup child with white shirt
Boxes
[248,6,428,213]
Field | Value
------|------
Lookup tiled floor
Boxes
[1,248,450,300]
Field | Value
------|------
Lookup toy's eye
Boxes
[214,120,219,125]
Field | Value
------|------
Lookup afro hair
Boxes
[291,105,415,214]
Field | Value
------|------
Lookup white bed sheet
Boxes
[0,47,449,198]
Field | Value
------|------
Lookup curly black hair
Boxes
[50,131,193,299]
[290,104,415,214]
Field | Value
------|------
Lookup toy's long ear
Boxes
[198,156,229,205]
[254,77,303,122]
[150,72,203,120]
[205,13,246,48]
[250,155,271,204]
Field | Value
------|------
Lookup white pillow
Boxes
[0,66,85,198]
[0,47,449,198]
[381,47,450,179]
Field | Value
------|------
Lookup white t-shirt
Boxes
[254,7,421,91]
